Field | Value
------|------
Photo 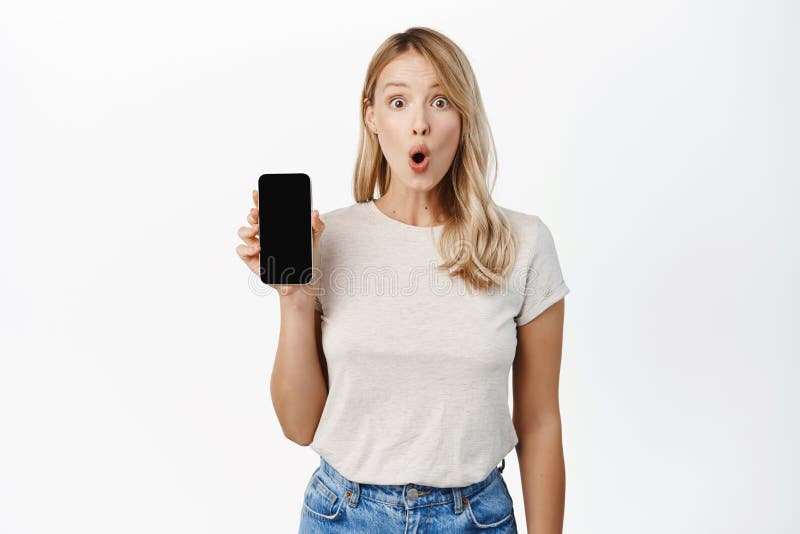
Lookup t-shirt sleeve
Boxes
[514,216,570,326]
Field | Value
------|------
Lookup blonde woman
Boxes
[237,27,570,534]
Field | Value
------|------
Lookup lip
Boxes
[408,143,431,158]
[408,143,431,173]
[408,155,430,173]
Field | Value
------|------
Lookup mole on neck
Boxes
[374,196,448,227]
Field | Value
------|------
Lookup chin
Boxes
[407,178,440,191]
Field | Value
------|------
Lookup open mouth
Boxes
[408,153,430,172]
[408,144,431,172]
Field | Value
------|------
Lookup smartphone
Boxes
[258,173,313,285]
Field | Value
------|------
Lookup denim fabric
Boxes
[299,455,517,533]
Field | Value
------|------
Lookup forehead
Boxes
[378,52,440,92]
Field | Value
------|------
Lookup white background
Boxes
[1,1,797,533]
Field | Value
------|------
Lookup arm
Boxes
[269,294,329,446]
[512,298,566,534]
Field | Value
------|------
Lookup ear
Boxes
[364,99,377,134]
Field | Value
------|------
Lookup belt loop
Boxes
[452,488,464,514]
[346,481,361,507]
[498,458,506,473]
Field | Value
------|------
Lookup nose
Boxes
[412,107,430,136]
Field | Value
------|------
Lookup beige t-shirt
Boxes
[309,199,570,487]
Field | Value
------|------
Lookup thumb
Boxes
[312,210,325,232]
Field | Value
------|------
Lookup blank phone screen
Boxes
[258,173,313,285]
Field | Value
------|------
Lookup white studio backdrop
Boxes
[1,1,797,533]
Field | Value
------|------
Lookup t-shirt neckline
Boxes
[366,199,446,232]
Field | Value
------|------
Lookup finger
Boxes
[242,243,259,257]
[238,224,258,245]
[238,223,259,236]
[236,243,260,258]
[252,189,258,208]
[248,207,259,225]
[312,211,324,234]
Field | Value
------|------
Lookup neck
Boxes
[374,191,448,227]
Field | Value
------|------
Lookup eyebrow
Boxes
[382,81,441,92]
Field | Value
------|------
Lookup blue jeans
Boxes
[299,455,517,533]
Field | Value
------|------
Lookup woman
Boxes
[237,27,570,534]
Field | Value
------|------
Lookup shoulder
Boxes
[317,201,368,231]
[318,202,360,222]
[495,204,545,246]
[315,201,370,252]
[495,204,565,272]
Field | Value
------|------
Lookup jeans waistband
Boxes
[317,455,506,511]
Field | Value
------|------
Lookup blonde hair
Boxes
[354,26,518,293]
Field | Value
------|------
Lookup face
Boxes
[365,51,461,193]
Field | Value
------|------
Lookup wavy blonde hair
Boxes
[354,26,518,293]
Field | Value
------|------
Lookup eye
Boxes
[388,96,451,110]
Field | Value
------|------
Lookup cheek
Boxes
[440,112,460,134]
[440,115,461,148]
[375,112,401,138]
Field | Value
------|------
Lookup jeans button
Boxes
[407,488,418,502]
